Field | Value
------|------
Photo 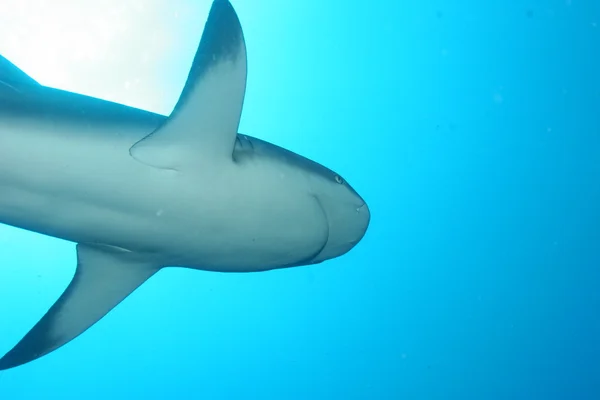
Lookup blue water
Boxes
[1,0,599,398]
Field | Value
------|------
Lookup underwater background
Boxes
[0,0,599,398]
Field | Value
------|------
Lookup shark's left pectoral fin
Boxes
[130,0,247,170]
[0,244,160,370]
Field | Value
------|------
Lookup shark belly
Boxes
[0,114,171,253]
[0,115,328,272]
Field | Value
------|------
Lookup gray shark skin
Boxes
[0,0,370,370]
[0,54,39,87]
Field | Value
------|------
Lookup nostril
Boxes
[357,202,368,213]
[358,202,371,229]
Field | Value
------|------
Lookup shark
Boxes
[0,0,370,370]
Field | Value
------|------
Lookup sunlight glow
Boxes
[0,0,210,114]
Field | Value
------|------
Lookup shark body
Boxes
[0,0,370,370]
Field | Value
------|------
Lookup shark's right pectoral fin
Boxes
[0,244,160,370]
[129,0,247,170]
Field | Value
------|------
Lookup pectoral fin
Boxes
[130,0,247,170]
[0,244,160,370]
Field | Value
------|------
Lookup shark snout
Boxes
[353,201,370,244]
[308,196,370,264]
[357,201,369,215]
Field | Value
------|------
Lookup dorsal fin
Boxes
[0,54,39,88]
[129,0,247,170]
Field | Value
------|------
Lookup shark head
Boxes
[307,168,370,264]
[234,135,370,265]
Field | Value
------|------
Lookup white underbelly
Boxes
[0,175,328,272]
[0,119,328,272]
[0,157,171,255]
[0,116,171,252]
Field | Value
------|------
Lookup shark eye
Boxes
[334,175,344,184]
